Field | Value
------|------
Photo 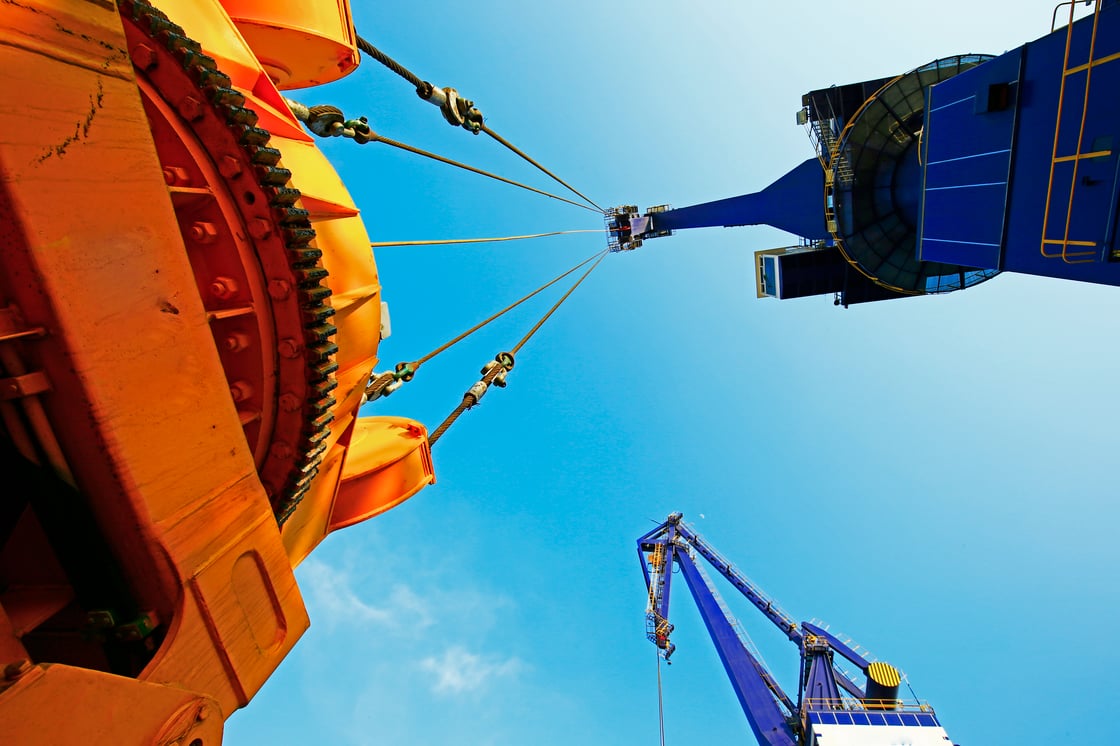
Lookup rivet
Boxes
[268,279,291,300]
[278,338,301,358]
[131,43,157,70]
[270,442,294,460]
[177,96,204,122]
[219,155,242,179]
[248,218,272,240]
[229,380,253,402]
[162,166,190,186]
[224,333,250,352]
[278,393,301,412]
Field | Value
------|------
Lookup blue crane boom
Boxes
[638,513,955,746]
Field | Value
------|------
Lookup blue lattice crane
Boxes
[638,514,952,746]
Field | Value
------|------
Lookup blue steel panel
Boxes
[868,713,887,726]
[885,713,904,726]
[901,713,920,726]
[808,713,822,725]
[998,5,1120,284]
[834,713,854,725]
[917,713,938,727]
[918,49,1022,269]
[852,713,871,726]
[819,713,837,725]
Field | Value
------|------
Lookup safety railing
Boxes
[801,697,935,714]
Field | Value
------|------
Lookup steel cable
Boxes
[356,35,423,88]
[370,229,602,248]
[481,124,605,213]
[656,651,667,746]
[371,133,602,213]
[511,251,606,354]
[414,249,607,368]
[364,250,606,403]
[426,250,608,446]
[355,35,603,213]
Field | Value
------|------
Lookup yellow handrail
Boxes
[800,697,936,714]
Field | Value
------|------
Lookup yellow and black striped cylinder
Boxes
[864,661,901,709]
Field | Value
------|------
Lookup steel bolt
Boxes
[268,279,291,300]
[278,338,301,358]
[162,166,190,186]
[224,333,250,352]
[278,393,301,412]
[219,155,242,179]
[248,218,272,240]
[188,221,217,244]
[196,704,211,721]
[177,96,204,122]
[131,43,157,70]
[229,380,254,402]
[270,441,294,460]
[209,277,238,300]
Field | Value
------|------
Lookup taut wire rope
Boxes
[426,250,608,446]
[480,124,605,213]
[370,229,602,248]
[355,34,603,213]
[364,250,607,402]
[416,249,606,368]
[510,251,606,354]
[372,133,601,213]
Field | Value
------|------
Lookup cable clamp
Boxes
[346,116,374,144]
[467,352,516,406]
[394,361,417,382]
[483,351,515,388]
[363,370,403,403]
[417,81,484,134]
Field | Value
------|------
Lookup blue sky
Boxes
[227,2,1119,744]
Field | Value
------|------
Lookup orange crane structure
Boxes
[0,1,435,742]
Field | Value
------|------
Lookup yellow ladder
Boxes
[1041,0,1116,263]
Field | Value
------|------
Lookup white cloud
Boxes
[420,645,524,695]
[298,558,432,631]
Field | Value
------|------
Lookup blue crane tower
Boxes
[610,1,1120,306]
[638,514,951,746]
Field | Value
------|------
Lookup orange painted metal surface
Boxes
[221,0,360,89]
[331,418,435,532]
[0,0,434,742]
[0,663,224,745]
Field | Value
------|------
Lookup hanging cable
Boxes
[656,650,667,746]
[426,251,608,447]
[365,250,607,402]
[370,229,602,248]
[480,125,604,213]
[351,36,602,212]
